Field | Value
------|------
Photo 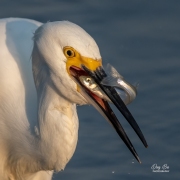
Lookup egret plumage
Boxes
[0,18,147,180]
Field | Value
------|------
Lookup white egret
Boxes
[0,18,147,180]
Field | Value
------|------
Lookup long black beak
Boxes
[82,65,148,159]
[69,65,148,163]
[83,66,148,146]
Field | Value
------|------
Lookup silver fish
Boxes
[79,76,110,101]
[100,64,137,105]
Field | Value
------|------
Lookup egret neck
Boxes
[37,81,79,171]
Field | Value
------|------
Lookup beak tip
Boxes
[143,141,148,148]
[137,156,141,164]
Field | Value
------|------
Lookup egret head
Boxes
[32,21,102,105]
[32,21,147,163]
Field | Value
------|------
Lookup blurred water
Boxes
[0,0,180,179]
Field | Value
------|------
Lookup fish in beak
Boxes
[64,46,147,163]
[69,64,147,163]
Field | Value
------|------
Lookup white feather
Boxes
[0,18,101,180]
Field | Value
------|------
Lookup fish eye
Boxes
[85,77,91,83]
[64,48,75,58]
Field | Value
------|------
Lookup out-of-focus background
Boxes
[0,0,179,179]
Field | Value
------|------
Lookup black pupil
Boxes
[67,50,73,56]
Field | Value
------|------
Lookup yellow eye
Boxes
[64,48,75,58]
